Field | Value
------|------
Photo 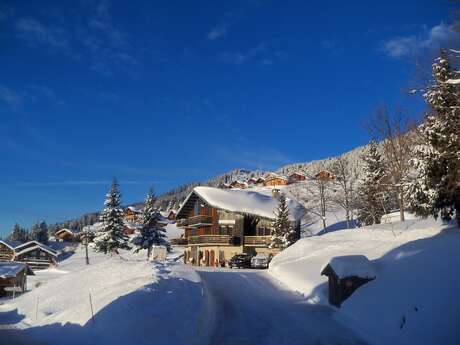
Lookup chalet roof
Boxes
[15,244,58,258]
[289,172,306,177]
[14,241,58,256]
[265,174,288,181]
[321,255,376,279]
[55,228,80,236]
[176,186,305,221]
[0,240,23,250]
[126,206,142,213]
[0,262,27,278]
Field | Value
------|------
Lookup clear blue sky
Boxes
[0,0,456,235]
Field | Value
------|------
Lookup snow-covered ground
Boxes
[269,217,460,345]
[0,245,205,345]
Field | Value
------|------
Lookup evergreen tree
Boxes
[94,179,130,254]
[357,140,387,225]
[29,221,49,244]
[8,223,28,243]
[270,194,295,249]
[407,52,460,226]
[133,188,168,258]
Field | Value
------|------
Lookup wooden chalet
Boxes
[176,186,304,267]
[13,241,58,270]
[315,170,336,182]
[288,172,306,183]
[264,175,288,187]
[229,180,248,189]
[321,255,376,307]
[0,240,22,261]
[55,228,80,242]
[0,262,33,297]
[124,206,142,223]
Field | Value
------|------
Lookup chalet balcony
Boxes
[244,236,272,247]
[177,215,213,228]
[188,235,233,245]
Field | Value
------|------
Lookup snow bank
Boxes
[269,218,460,345]
[0,246,207,345]
[192,186,305,221]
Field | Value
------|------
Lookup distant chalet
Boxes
[0,240,58,270]
[176,186,305,267]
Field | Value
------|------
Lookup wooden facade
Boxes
[315,170,336,182]
[264,176,288,187]
[0,241,21,261]
[229,181,248,189]
[177,189,301,267]
[288,172,306,183]
[0,262,31,297]
[55,229,80,242]
[124,207,142,223]
[14,242,58,270]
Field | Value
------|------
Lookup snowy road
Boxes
[197,268,367,345]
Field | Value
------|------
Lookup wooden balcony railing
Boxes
[177,215,213,228]
[244,236,272,247]
[188,235,232,245]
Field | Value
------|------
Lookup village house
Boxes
[247,177,258,186]
[13,241,58,270]
[123,206,143,223]
[0,240,22,261]
[0,262,33,297]
[315,170,336,181]
[264,174,289,187]
[288,172,306,183]
[54,228,80,242]
[255,176,266,186]
[229,180,248,189]
[176,186,305,267]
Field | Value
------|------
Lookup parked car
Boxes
[228,253,252,269]
[251,253,273,269]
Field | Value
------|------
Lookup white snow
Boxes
[190,186,305,221]
[164,222,183,240]
[323,255,376,279]
[269,217,460,345]
[0,245,206,345]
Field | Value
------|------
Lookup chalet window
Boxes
[194,201,200,216]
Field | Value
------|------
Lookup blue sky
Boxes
[0,0,457,235]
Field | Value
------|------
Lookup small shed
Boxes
[321,255,376,307]
[0,262,33,297]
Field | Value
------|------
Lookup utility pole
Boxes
[84,227,90,265]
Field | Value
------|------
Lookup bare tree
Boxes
[331,156,359,228]
[366,106,414,222]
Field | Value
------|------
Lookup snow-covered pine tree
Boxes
[8,223,28,242]
[133,188,167,258]
[407,51,460,226]
[270,194,295,249]
[94,179,130,254]
[357,140,387,225]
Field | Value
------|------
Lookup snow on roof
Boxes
[15,244,58,258]
[0,239,22,249]
[0,262,26,278]
[127,206,142,213]
[322,255,376,279]
[15,241,58,256]
[182,186,304,221]
[55,228,79,235]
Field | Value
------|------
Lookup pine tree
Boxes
[29,221,49,244]
[133,188,167,258]
[407,51,460,226]
[357,140,387,225]
[270,194,295,249]
[8,223,28,243]
[94,179,130,254]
